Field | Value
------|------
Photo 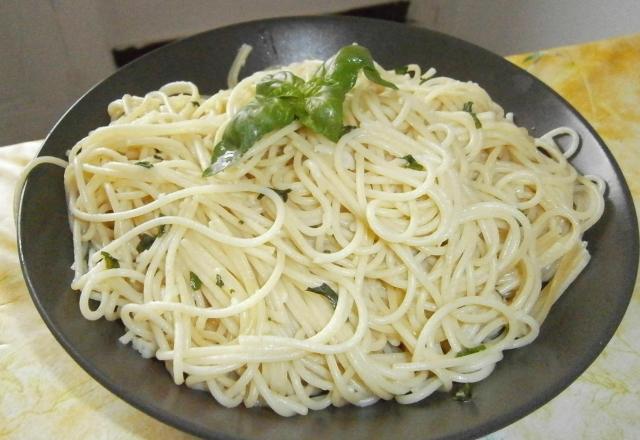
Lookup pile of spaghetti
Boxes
[61,47,604,415]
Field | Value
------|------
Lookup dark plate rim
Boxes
[17,15,639,440]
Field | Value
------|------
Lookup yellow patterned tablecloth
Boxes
[1,34,639,439]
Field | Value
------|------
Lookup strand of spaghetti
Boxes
[13,156,68,225]
[35,56,606,415]
[121,249,284,319]
[69,183,284,222]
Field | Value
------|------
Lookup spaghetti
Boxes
[52,53,604,416]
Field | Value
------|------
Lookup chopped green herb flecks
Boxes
[394,65,415,78]
[272,188,292,202]
[463,101,482,128]
[136,233,156,253]
[153,154,163,160]
[216,274,224,287]
[402,154,425,171]
[456,344,486,357]
[100,251,120,269]
[342,125,357,135]
[155,214,166,237]
[189,271,202,290]
[452,383,473,402]
[306,283,338,309]
[135,161,154,169]
[258,188,292,202]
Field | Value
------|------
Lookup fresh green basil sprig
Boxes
[203,45,396,176]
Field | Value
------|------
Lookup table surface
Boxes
[1,33,639,439]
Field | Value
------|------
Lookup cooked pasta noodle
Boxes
[43,53,604,416]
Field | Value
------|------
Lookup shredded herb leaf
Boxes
[189,271,202,290]
[306,283,338,309]
[155,214,166,237]
[192,101,200,107]
[402,154,425,171]
[452,383,473,402]
[456,344,486,357]
[153,154,163,160]
[463,101,482,128]
[258,188,292,202]
[216,274,224,287]
[394,66,409,75]
[135,161,154,169]
[273,188,292,202]
[394,65,415,78]
[100,251,120,269]
[136,233,156,253]
[342,125,357,135]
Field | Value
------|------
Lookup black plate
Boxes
[17,16,638,440]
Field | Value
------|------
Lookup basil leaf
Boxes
[342,125,357,135]
[258,187,292,202]
[463,101,482,129]
[203,97,297,176]
[452,383,473,402]
[394,66,416,78]
[189,271,202,290]
[136,233,156,253]
[255,71,305,99]
[456,344,486,357]
[273,188,292,202]
[306,283,338,308]
[402,154,425,171]
[363,66,398,90]
[216,274,224,287]
[205,45,397,175]
[135,161,154,169]
[100,251,120,269]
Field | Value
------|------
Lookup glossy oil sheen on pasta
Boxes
[59,56,604,416]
